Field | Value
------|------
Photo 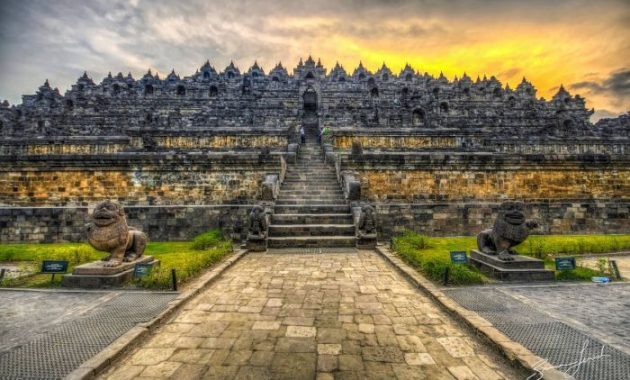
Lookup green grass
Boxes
[521,235,630,259]
[0,229,233,289]
[392,232,484,285]
[392,232,630,285]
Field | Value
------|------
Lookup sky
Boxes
[0,0,628,121]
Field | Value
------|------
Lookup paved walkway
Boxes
[0,289,176,379]
[101,250,525,380]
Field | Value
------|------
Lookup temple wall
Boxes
[0,153,282,207]
[0,130,290,156]
[372,200,629,238]
[340,153,630,236]
[333,135,459,149]
[357,169,629,201]
[154,135,287,149]
[0,205,251,243]
[328,129,629,156]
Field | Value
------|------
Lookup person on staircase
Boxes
[300,126,305,144]
[320,126,330,144]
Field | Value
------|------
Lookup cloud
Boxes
[0,0,628,117]
[571,69,630,96]
[570,69,630,111]
[591,109,623,122]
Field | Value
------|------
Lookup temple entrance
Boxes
[303,88,317,113]
[302,88,319,141]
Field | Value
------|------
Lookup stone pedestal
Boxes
[356,235,377,249]
[61,256,158,288]
[246,237,267,252]
[470,250,554,282]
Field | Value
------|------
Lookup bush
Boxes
[392,232,484,285]
[0,230,233,289]
[556,266,601,281]
[191,229,224,250]
[520,235,630,256]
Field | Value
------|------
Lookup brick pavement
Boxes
[101,250,525,379]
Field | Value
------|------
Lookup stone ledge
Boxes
[374,245,572,380]
[65,248,249,380]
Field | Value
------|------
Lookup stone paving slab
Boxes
[0,289,176,379]
[444,283,630,380]
[101,250,526,379]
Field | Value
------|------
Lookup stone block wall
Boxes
[0,153,282,207]
[340,152,629,236]
[372,200,629,238]
[333,134,458,150]
[0,205,253,243]
[357,169,628,201]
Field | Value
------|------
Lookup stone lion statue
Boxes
[247,204,267,240]
[86,200,147,267]
[357,204,377,238]
[477,201,538,261]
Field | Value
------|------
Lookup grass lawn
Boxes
[392,232,630,285]
[0,229,233,289]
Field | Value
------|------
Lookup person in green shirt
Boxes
[320,126,330,144]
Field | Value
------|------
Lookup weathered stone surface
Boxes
[100,250,524,379]
[84,200,147,267]
[0,57,627,244]
[71,255,153,276]
[476,201,538,259]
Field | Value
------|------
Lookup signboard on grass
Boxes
[555,257,576,271]
[134,263,154,278]
[41,260,68,274]
[450,251,468,264]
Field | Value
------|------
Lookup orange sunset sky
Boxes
[0,0,628,121]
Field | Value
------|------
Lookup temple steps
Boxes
[268,224,355,237]
[267,236,356,248]
[272,213,353,224]
[266,138,355,248]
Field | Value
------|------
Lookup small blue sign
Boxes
[450,251,468,264]
[41,260,68,274]
[555,257,576,271]
[134,263,153,278]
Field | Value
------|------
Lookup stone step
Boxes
[286,173,331,176]
[276,197,345,205]
[282,178,338,182]
[287,163,330,167]
[274,199,345,205]
[272,213,353,224]
[274,204,351,214]
[267,236,356,248]
[278,191,343,195]
[268,224,355,237]
[277,197,346,203]
[285,172,332,176]
[281,185,341,190]
[279,189,344,195]
[284,176,339,181]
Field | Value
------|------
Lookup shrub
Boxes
[392,232,484,285]
[191,229,224,250]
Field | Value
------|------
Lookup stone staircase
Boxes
[268,140,355,248]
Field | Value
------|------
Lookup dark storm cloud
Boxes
[0,0,628,108]
[571,69,630,97]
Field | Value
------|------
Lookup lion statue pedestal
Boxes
[469,201,554,282]
[62,201,159,288]
[246,204,268,252]
[355,204,377,249]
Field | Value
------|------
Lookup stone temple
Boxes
[0,56,628,244]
